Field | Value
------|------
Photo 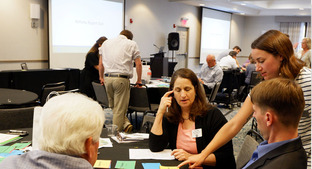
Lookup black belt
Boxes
[105,73,129,79]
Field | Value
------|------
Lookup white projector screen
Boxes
[48,0,124,69]
[200,8,231,64]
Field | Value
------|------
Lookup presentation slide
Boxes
[200,8,231,64]
[49,0,124,69]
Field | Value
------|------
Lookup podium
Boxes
[150,52,177,78]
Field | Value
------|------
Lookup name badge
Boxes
[192,128,202,138]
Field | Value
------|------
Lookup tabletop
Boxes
[0,128,188,169]
[0,88,38,107]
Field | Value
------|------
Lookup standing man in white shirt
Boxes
[219,51,239,69]
[217,46,241,62]
[198,54,223,95]
[99,30,142,133]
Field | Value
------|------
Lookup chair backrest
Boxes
[209,82,221,102]
[236,134,259,169]
[0,106,36,130]
[140,114,155,133]
[45,89,80,103]
[92,82,109,108]
[250,71,261,86]
[129,86,151,110]
[40,81,66,106]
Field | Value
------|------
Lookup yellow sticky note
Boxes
[159,166,179,169]
[94,160,111,168]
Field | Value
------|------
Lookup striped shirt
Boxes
[295,67,311,168]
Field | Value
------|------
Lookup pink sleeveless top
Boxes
[176,122,198,154]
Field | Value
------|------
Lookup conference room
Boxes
[0,0,311,168]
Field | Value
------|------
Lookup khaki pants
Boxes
[105,77,131,131]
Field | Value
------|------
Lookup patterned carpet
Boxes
[217,104,253,158]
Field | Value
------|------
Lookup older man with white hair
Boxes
[0,93,105,169]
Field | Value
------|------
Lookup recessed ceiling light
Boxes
[199,4,205,6]
[233,8,238,11]
[241,3,246,6]
[240,13,245,15]
[299,8,304,10]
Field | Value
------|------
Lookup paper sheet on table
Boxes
[129,149,175,160]
[111,133,149,143]
[99,138,113,148]
[0,134,20,145]
[115,161,136,169]
[142,163,161,169]
[94,160,111,168]
[159,166,179,169]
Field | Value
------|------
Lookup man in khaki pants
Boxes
[99,30,142,133]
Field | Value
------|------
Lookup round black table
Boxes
[0,88,38,107]
[0,128,188,169]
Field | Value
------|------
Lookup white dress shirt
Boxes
[100,35,140,78]
[219,55,238,69]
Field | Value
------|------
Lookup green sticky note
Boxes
[115,161,136,169]
[0,137,22,145]
[0,146,15,153]
[11,143,31,150]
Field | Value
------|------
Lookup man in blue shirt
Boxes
[242,78,307,169]
[198,54,223,95]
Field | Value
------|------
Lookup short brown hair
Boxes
[166,68,212,123]
[250,78,304,128]
[233,46,241,52]
[120,30,133,40]
[229,51,237,57]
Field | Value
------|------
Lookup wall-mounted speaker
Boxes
[168,32,179,50]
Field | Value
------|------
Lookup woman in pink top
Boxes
[149,68,235,169]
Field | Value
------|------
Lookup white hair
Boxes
[38,93,104,156]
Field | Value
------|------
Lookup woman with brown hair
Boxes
[179,30,311,168]
[80,36,107,99]
[149,68,235,169]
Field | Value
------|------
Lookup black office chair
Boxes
[214,69,241,108]
[208,82,221,103]
[92,82,109,108]
[247,71,262,92]
[40,81,66,106]
[128,85,158,130]
[0,106,36,130]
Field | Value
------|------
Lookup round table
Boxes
[0,88,38,107]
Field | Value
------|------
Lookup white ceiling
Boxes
[170,0,311,16]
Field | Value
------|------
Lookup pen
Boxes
[9,130,26,133]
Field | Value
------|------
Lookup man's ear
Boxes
[265,111,274,126]
[81,137,94,164]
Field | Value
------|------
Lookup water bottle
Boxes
[146,68,152,83]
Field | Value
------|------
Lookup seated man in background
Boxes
[0,93,105,169]
[217,46,242,62]
[198,54,223,95]
[242,78,307,169]
[219,51,239,69]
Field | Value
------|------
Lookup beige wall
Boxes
[0,0,307,72]
[0,0,48,70]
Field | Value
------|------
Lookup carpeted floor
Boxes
[217,104,253,158]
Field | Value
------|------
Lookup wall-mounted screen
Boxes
[200,8,231,64]
[49,0,124,69]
